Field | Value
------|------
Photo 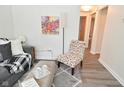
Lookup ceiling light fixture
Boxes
[81,5,92,11]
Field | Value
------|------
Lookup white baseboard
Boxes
[90,51,100,54]
[99,58,124,86]
[96,51,100,54]
[90,51,96,54]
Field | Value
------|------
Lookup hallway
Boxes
[80,49,122,87]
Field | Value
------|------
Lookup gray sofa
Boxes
[0,46,34,87]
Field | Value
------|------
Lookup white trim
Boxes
[98,5,108,11]
[90,50,96,54]
[95,51,100,54]
[90,50,100,54]
[99,58,124,86]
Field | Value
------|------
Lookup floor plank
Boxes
[80,49,122,87]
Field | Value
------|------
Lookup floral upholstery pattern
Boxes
[57,40,85,68]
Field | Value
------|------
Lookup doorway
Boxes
[79,16,86,41]
[88,14,96,50]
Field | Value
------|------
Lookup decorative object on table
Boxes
[57,40,85,75]
[32,65,50,79]
[41,16,59,35]
[19,77,39,87]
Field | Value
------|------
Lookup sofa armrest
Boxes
[22,46,35,62]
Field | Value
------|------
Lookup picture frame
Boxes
[41,16,60,35]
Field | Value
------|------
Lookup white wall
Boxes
[90,7,108,54]
[99,6,124,86]
[80,12,89,16]
[12,5,80,59]
[0,6,14,39]
[96,8,107,53]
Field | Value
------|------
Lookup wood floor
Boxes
[81,49,122,87]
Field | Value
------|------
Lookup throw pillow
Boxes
[11,39,24,55]
[0,38,9,45]
[0,42,12,62]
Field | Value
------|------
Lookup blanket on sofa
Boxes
[0,53,31,74]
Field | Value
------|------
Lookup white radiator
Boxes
[36,50,53,60]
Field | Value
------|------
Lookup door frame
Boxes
[88,13,96,50]
[79,16,87,41]
[90,6,108,54]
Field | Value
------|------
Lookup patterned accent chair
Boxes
[57,40,85,75]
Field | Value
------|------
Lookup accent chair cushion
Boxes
[57,53,82,68]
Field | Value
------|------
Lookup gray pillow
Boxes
[0,42,12,62]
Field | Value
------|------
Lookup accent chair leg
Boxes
[58,62,61,68]
[80,61,83,68]
[71,68,74,75]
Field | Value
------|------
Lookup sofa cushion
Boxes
[0,42,12,62]
[0,67,11,83]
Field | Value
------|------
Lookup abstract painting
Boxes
[41,16,59,34]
